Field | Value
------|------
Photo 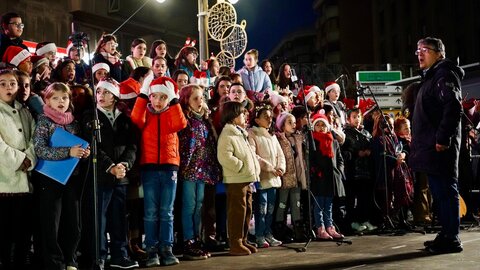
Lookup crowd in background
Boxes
[0,11,472,270]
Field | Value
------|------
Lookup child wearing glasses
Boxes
[0,12,28,57]
[93,34,124,82]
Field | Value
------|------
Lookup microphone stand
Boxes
[357,83,397,233]
[295,78,317,252]
[70,28,102,269]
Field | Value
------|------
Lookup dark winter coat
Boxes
[342,125,373,181]
[310,137,345,197]
[0,33,28,59]
[81,108,137,187]
[410,59,463,179]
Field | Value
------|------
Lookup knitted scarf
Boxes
[312,131,334,158]
[43,104,74,125]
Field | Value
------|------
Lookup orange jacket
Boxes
[131,96,187,167]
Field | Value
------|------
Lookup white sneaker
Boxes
[265,234,282,247]
[362,221,378,231]
[351,222,367,232]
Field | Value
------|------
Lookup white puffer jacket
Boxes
[0,100,36,194]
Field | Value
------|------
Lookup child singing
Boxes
[33,82,90,270]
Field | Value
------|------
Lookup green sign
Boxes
[356,71,402,82]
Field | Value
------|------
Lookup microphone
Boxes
[355,81,369,106]
[335,74,348,82]
[290,68,298,83]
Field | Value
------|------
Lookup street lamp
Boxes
[229,0,239,4]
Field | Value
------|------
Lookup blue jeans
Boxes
[313,196,333,228]
[142,170,177,250]
[427,174,460,237]
[181,180,205,241]
[254,188,276,237]
[97,185,128,260]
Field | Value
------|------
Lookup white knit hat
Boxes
[96,79,120,98]
[92,63,110,74]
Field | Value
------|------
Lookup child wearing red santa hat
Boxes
[2,45,32,74]
[131,76,187,267]
[309,113,346,240]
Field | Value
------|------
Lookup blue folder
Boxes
[35,127,89,185]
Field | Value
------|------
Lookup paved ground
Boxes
[142,226,480,270]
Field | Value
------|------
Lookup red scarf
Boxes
[312,131,334,158]
[43,104,74,125]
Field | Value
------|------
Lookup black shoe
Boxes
[109,257,139,269]
[424,235,463,254]
[183,240,208,260]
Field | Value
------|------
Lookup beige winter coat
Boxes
[248,126,286,189]
[276,131,307,190]
[0,100,36,194]
[217,124,260,184]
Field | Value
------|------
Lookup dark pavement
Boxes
[141,226,480,270]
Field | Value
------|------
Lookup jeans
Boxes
[142,170,177,250]
[97,185,128,260]
[181,180,205,241]
[254,188,276,237]
[275,187,301,223]
[427,174,460,237]
[313,196,333,228]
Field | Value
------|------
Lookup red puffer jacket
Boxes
[131,96,187,167]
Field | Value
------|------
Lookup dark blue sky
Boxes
[233,0,317,60]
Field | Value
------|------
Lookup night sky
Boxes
[232,0,317,65]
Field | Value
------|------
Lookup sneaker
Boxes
[326,226,344,239]
[265,234,282,247]
[145,253,160,267]
[316,226,333,240]
[362,221,378,231]
[351,222,367,232]
[110,257,139,269]
[255,237,270,248]
[159,246,180,266]
[183,240,208,260]
[246,239,257,248]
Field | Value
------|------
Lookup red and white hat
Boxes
[31,55,49,70]
[149,77,178,103]
[270,92,287,108]
[305,85,322,102]
[96,78,120,98]
[2,46,31,67]
[311,113,331,131]
[325,81,340,94]
[119,78,140,100]
[92,63,110,74]
[35,42,57,56]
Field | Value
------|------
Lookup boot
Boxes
[326,226,344,239]
[242,239,258,253]
[229,239,251,256]
[316,226,332,240]
[159,246,179,266]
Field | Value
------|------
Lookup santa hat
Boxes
[31,55,49,70]
[2,46,31,67]
[96,78,120,98]
[35,42,57,56]
[305,85,322,102]
[270,92,287,108]
[119,78,140,100]
[325,81,340,94]
[311,113,331,131]
[190,70,208,87]
[149,76,178,103]
[92,63,110,74]
[276,112,294,132]
[66,40,85,54]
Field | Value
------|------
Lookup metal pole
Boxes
[198,0,209,62]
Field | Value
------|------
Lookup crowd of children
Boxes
[0,11,429,270]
